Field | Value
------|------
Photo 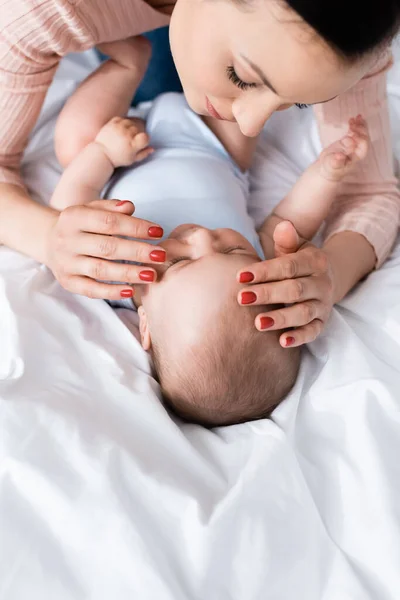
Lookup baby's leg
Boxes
[55,36,151,168]
[273,116,369,240]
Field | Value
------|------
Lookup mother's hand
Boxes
[46,199,165,300]
[237,221,335,347]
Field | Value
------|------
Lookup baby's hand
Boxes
[95,116,153,168]
[318,114,369,181]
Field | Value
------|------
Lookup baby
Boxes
[51,41,368,426]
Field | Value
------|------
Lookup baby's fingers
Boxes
[349,115,369,159]
[131,131,150,151]
[135,146,154,162]
[349,114,368,138]
[279,319,324,348]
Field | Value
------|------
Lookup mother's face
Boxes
[169,0,374,137]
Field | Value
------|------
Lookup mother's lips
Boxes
[206,96,225,120]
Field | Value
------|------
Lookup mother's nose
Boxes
[232,94,280,137]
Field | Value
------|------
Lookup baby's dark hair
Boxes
[151,299,300,427]
[284,0,400,60]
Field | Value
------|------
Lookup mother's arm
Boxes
[0,0,167,298]
[0,2,76,262]
[323,231,375,304]
[315,51,400,269]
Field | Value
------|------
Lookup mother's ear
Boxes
[138,306,152,350]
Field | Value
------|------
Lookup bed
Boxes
[1,48,400,600]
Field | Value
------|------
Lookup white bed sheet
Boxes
[1,50,400,600]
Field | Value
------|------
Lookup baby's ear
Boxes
[138,306,152,351]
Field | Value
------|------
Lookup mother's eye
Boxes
[226,66,257,91]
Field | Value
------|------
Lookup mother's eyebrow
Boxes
[240,54,279,94]
[240,54,338,105]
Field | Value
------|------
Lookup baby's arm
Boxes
[51,117,152,210]
[259,116,369,255]
[54,36,151,168]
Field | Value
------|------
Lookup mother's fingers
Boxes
[78,232,166,264]
[90,199,136,214]
[237,247,329,284]
[273,220,301,257]
[255,300,325,331]
[62,275,136,301]
[74,256,157,284]
[62,203,164,240]
[279,319,324,348]
[238,274,332,306]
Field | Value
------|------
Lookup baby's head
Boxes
[138,225,300,426]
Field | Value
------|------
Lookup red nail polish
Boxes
[139,270,155,282]
[120,289,133,298]
[260,316,274,330]
[149,249,166,263]
[285,336,295,347]
[239,272,254,283]
[241,291,257,305]
[148,226,164,238]
[116,200,130,207]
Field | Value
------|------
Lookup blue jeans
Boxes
[97,26,182,105]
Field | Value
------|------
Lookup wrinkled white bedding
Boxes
[1,50,400,600]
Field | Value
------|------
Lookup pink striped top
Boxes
[0,0,399,266]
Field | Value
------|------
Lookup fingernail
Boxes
[239,272,254,283]
[116,200,130,207]
[241,291,257,305]
[259,316,274,330]
[149,249,166,263]
[120,289,134,298]
[139,270,155,282]
[284,336,295,347]
[148,226,164,238]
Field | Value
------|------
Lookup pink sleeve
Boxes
[314,52,400,268]
[0,0,168,188]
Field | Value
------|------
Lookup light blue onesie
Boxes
[105,92,264,258]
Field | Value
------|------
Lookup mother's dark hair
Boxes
[285,0,400,59]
